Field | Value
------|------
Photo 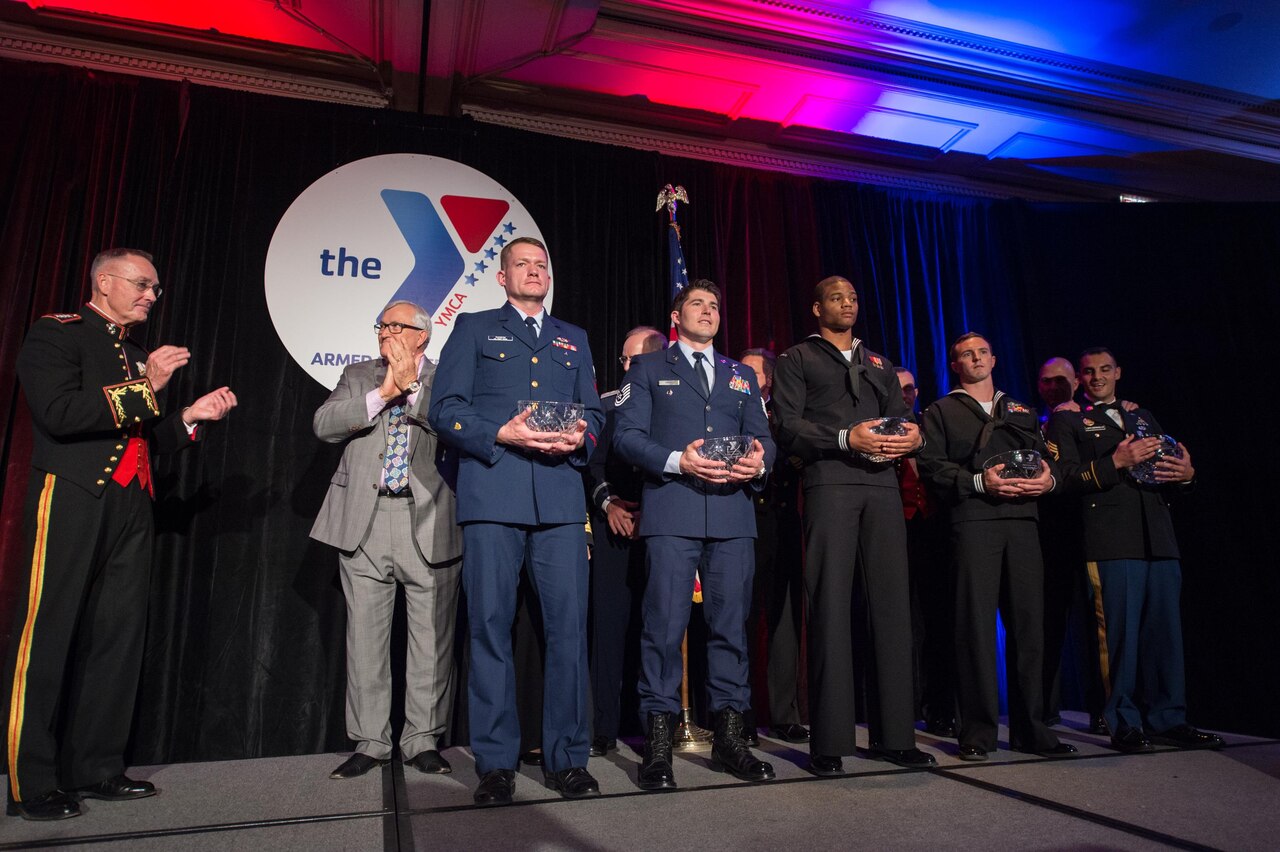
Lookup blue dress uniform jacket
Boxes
[612,347,776,539]
[428,304,604,524]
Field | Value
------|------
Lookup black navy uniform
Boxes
[770,335,918,756]
[917,390,1062,754]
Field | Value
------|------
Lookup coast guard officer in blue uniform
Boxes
[428,236,605,806]
[613,279,777,790]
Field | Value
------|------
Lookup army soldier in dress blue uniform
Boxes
[428,237,605,806]
[917,332,1074,762]
[613,279,777,790]
[5,248,235,821]
[1046,347,1223,754]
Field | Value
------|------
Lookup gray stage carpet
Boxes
[3,712,1276,850]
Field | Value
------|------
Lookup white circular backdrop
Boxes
[265,154,551,389]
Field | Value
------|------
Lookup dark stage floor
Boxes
[3,712,1276,850]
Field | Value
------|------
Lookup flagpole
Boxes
[657,184,713,751]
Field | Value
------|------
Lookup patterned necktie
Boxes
[693,351,711,396]
[383,403,410,493]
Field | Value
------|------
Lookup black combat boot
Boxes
[711,708,775,782]
[638,712,677,791]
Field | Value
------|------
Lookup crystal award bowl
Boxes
[982,448,1043,479]
[857,416,909,463]
[698,435,752,468]
[516,400,585,433]
[1129,435,1182,486]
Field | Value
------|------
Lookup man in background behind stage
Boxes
[739,347,808,745]
[6,248,235,821]
[585,325,667,756]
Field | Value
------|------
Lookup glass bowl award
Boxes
[982,449,1043,479]
[517,400,585,433]
[856,416,909,463]
[1129,435,1182,486]
[698,435,752,468]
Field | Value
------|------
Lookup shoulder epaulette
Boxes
[41,313,82,323]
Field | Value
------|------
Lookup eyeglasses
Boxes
[103,272,163,298]
[618,355,632,366]
[374,321,424,334]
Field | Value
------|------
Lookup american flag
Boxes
[668,222,689,343]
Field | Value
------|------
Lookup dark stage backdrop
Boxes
[1,60,1276,765]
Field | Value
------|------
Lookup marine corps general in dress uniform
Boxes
[6,248,235,821]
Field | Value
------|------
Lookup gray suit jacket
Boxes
[310,358,462,565]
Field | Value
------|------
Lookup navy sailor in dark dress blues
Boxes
[770,276,937,775]
[917,333,1074,762]
[1045,347,1223,753]
[5,249,236,821]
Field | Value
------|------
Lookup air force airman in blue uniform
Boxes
[428,237,605,806]
[613,279,777,789]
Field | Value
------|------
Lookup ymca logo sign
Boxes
[265,154,551,389]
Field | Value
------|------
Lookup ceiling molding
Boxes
[461,102,1085,200]
[0,14,389,108]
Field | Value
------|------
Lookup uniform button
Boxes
[96,479,105,485]
[705,405,711,412]
[114,343,121,349]
[706,426,713,432]
[134,416,141,422]
[372,484,379,490]
[110,456,118,462]
[378,453,384,460]
[499,353,505,359]
[116,445,124,450]
[103,467,112,472]
[531,380,539,388]
[566,360,572,366]
[531,356,539,364]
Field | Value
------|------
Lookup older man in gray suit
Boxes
[311,300,463,779]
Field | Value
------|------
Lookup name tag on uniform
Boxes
[487,335,513,341]
[658,379,680,386]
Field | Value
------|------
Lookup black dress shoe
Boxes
[545,767,601,800]
[1089,714,1110,735]
[589,736,616,757]
[405,750,452,774]
[1148,724,1225,750]
[7,790,81,821]
[77,775,157,800]
[808,754,844,777]
[474,769,516,807]
[769,724,811,743]
[957,744,989,762]
[709,709,775,782]
[638,712,677,791]
[1018,743,1078,757]
[869,746,938,768]
[519,749,544,767]
[1110,728,1155,754]
[924,719,957,738]
[330,753,389,779]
